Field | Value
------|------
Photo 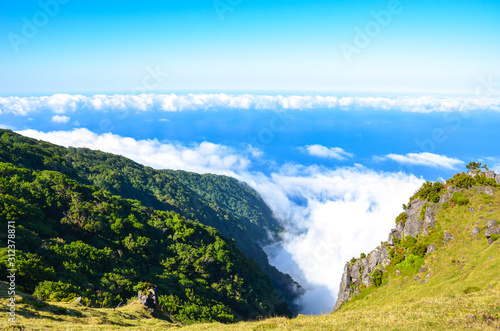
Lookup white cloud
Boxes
[51,115,70,123]
[2,94,500,115]
[17,128,252,175]
[15,128,424,315]
[303,145,353,160]
[378,152,464,169]
[241,164,423,314]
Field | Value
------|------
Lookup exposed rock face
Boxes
[138,287,159,308]
[439,187,458,204]
[403,199,426,237]
[334,246,389,310]
[388,221,404,245]
[496,174,500,185]
[422,204,438,236]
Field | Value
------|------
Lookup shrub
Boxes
[451,173,474,188]
[413,181,444,203]
[396,212,407,225]
[360,253,366,259]
[401,236,427,258]
[491,233,499,243]
[475,174,497,187]
[33,281,81,302]
[463,286,481,294]
[371,269,383,287]
[389,246,405,265]
[451,192,469,206]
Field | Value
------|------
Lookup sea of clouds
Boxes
[3,93,500,116]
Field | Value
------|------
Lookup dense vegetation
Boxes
[0,129,301,310]
[0,162,290,323]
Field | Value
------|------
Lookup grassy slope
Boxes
[1,186,499,330]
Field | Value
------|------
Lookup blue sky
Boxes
[1,0,500,94]
[2,0,500,315]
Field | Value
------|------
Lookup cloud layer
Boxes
[17,128,424,314]
[376,152,464,169]
[3,93,500,115]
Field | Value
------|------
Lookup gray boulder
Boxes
[495,174,500,185]
[403,199,426,237]
[485,227,500,239]
[471,226,481,236]
[485,170,495,179]
[138,287,159,308]
[426,245,435,253]
[444,232,455,240]
[486,220,498,229]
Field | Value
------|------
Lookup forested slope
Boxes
[0,129,301,310]
[0,162,290,323]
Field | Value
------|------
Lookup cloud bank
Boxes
[17,128,424,314]
[3,93,500,115]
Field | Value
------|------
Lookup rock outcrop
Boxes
[334,246,389,310]
[138,287,159,309]
[403,199,426,237]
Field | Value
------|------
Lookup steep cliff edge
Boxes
[334,169,500,311]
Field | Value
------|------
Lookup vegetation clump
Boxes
[395,212,407,225]
[371,269,383,287]
[411,181,444,203]
[451,192,470,206]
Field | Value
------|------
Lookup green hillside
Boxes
[0,162,290,323]
[0,129,301,310]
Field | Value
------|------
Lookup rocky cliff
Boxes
[334,169,500,311]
